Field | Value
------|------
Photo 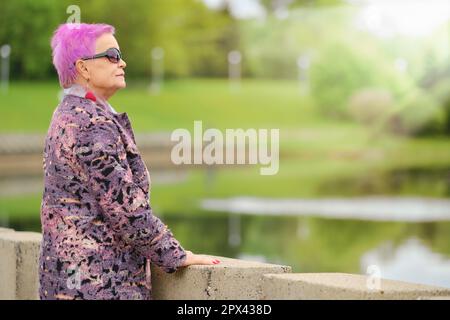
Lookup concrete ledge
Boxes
[0,231,42,300]
[417,296,450,300]
[3,228,450,300]
[261,273,450,300]
[152,255,292,300]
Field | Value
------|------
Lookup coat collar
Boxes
[63,84,136,145]
[63,84,119,115]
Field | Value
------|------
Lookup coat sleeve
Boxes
[72,117,187,273]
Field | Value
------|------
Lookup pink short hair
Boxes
[51,23,115,88]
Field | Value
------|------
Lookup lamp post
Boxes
[228,50,241,93]
[297,54,310,95]
[1,44,11,94]
[150,47,164,94]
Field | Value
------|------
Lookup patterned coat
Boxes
[39,91,187,300]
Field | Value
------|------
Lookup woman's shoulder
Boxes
[43,95,122,160]
[54,94,113,130]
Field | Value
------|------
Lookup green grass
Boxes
[0,79,449,221]
[0,79,319,132]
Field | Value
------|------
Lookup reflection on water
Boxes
[202,196,450,222]
[319,166,450,197]
[0,176,42,197]
[1,166,449,288]
[228,214,241,247]
[5,213,450,289]
[361,237,450,288]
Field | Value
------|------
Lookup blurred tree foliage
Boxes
[0,0,238,79]
[0,1,448,136]
[0,0,66,79]
[259,0,343,11]
[240,6,449,136]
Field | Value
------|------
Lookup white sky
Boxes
[353,0,450,37]
[203,0,450,37]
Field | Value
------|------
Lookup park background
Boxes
[0,0,449,288]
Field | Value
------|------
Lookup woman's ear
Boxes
[75,60,90,81]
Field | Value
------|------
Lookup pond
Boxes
[1,166,449,289]
[5,211,450,289]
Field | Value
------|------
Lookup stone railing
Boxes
[1,228,449,300]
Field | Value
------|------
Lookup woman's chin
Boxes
[115,79,126,89]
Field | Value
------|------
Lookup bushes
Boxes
[429,77,450,135]
[310,41,411,119]
[348,88,394,126]
[387,89,446,136]
[310,40,449,137]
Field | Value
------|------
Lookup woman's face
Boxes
[83,33,127,99]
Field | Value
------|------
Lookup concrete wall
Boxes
[1,229,449,300]
[261,273,450,300]
[152,256,291,299]
[0,228,42,300]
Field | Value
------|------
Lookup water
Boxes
[201,196,450,222]
[4,210,450,289]
[166,214,450,289]
[1,167,450,289]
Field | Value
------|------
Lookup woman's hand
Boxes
[180,250,221,267]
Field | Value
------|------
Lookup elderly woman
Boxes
[39,23,220,300]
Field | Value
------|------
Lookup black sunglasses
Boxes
[81,47,123,64]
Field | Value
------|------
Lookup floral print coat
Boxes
[39,88,187,300]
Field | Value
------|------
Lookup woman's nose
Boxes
[119,58,126,69]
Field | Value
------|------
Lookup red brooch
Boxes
[85,91,97,102]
